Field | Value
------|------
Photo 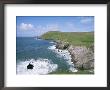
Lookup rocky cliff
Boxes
[55,41,94,70]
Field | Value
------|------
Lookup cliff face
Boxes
[68,45,94,70]
[55,41,94,70]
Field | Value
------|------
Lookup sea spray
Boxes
[17,58,58,75]
[17,37,78,74]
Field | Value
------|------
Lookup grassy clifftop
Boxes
[41,31,94,47]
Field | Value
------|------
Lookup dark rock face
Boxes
[55,40,69,49]
[27,63,34,69]
[68,45,94,70]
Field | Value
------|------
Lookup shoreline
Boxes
[48,44,78,73]
[51,40,94,73]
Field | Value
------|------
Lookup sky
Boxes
[16,16,94,37]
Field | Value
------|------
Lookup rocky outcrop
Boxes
[68,45,94,70]
[55,40,69,49]
[55,40,94,70]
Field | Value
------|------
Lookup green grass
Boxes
[49,70,94,74]
[41,31,94,47]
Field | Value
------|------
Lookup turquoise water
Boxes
[16,37,74,75]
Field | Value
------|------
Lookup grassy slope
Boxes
[41,31,94,47]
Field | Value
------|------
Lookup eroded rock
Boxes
[68,45,94,70]
[55,40,94,70]
[55,40,69,49]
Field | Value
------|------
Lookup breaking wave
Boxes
[48,45,78,72]
[17,58,58,75]
[48,45,72,60]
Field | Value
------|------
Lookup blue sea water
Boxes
[16,37,75,75]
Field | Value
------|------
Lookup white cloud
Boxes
[35,24,60,31]
[34,24,60,35]
[19,23,34,30]
[18,23,60,36]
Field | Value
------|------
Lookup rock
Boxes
[55,40,94,70]
[55,40,69,49]
[89,43,94,53]
[27,63,34,69]
[83,59,94,69]
[68,45,94,70]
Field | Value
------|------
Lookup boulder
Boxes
[27,63,34,69]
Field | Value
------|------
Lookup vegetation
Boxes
[49,70,94,74]
[41,31,94,47]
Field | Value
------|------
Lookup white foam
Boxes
[48,45,78,72]
[49,41,55,44]
[48,45,71,60]
[17,58,58,75]
[48,45,56,50]
[69,64,78,72]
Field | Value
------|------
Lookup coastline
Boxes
[41,31,94,74]
[48,44,78,73]
[51,40,94,74]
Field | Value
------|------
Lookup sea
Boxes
[16,37,77,75]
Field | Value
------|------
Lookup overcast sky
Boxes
[16,16,94,37]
